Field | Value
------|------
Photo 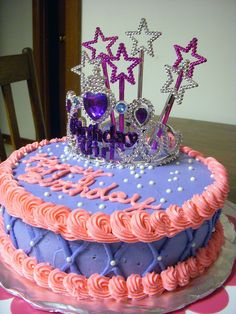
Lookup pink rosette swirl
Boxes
[196,247,213,268]
[87,213,117,242]
[67,209,92,241]
[206,184,226,209]
[87,274,111,299]
[182,200,203,227]
[48,269,67,294]
[175,261,190,287]
[126,274,146,299]
[130,211,158,242]
[20,195,43,227]
[33,263,53,288]
[150,211,175,238]
[191,194,214,218]
[161,266,178,291]
[45,205,70,234]
[0,236,15,264]
[33,202,52,228]
[142,272,164,296]
[108,275,128,300]
[22,256,37,281]
[186,256,199,279]
[110,211,137,243]
[166,205,191,230]
[63,273,89,299]
[4,186,25,217]
[12,249,27,275]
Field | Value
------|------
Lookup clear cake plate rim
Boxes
[0,204,235,314]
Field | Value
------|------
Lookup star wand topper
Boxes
[151,37,207,145]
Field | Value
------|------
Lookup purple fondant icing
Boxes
[2,209,220,279]
[13,141,213,215]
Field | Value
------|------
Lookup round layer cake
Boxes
[0,138,228,300]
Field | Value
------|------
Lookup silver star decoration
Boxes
[125,18,162,57]
[71,50,101,83]
[160,64,198,105]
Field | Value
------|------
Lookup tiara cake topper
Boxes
[67,18,207,166]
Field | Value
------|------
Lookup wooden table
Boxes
[169,117,236,203]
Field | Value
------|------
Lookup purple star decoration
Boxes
[106,43,141,86]
[82,27,118,60]
[173,37,207,78]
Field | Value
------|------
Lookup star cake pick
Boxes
[126,18,162,98]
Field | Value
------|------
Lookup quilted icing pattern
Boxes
[2,207,220,279]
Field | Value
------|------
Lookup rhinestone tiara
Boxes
[66,18,207,166]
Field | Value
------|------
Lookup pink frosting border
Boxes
[0,138,229,243]
[0,215,224,300]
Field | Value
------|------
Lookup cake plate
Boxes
[0,204,235,314]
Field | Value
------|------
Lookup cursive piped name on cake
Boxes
[18,153,161,212]
[70,118,138,157]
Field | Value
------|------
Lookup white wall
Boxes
[82,0,236,125]
[0,0,34,138]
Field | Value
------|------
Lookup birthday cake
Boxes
[0,19,229,301]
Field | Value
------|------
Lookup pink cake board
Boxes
[0,201,235,314]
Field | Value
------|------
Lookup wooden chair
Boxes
[0,48,46,161]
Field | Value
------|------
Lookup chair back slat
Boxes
[0,48,46,161]
[1,84,21,149]
[0,54,30,85]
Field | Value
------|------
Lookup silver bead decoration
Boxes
[110,260,116,267]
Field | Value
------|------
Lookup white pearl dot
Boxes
[190,176,196,182]
[188,166,194,170]
[99,181,104,186]
[212,227,216,233]
[160,198,166,203]
[58,195,64,199]
[176,161,180,165]
[110,260,116,267]
[55,144,59,148]
[99,204,106,210]
[168,178,172,182]
[30,241,35,247]
[173,176,178,181]
[66,256,72,263]
[169,171,174,175]
[130,165,135,170]
[118,165,124,170]
[134,173,140,179]
[191,243,196,248]
[188,159,193,164]
[140,170,145,174]
[148,165,153,170]
[106,164,112,169]
[137,184,143,189]
[47,148,51,151]
[77,202,83,207]
[177,186,184,192]
[149,180,155,186]
[130,170,135,175]
[139,165,145,170]
[210,174,214,178]
[123,178,129,183]
[68,174,74,179]
[166,188,172,194]
[6,224,11,231]
[44,192,51,197]
[174,170,179,174]
[157,256,162,261]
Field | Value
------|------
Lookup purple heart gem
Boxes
[135,107,148,125]
[83,92,108,121]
